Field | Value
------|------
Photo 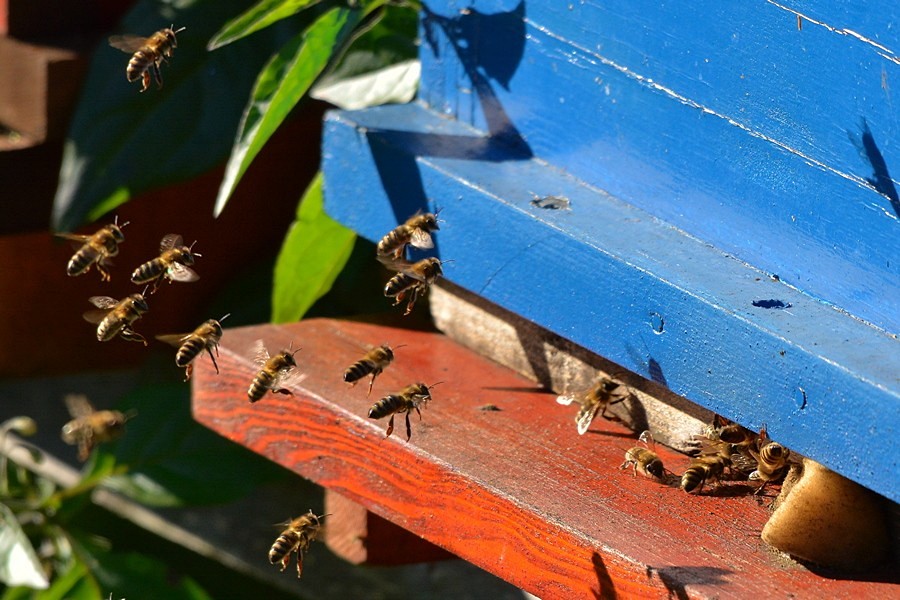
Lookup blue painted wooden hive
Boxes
[322,1,900,502]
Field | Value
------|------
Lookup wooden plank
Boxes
[191,319,898,599]
[321,103,900,503]
[418,1,900,332]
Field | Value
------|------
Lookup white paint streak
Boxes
[766,0,900,65]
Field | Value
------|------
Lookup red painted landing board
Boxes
[190,319,897,599]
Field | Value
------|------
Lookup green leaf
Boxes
[51,0,298,231]
[0,503,48,589]
[311,59,419,109]
[213,3,384,216]
[208,0,323,50]
[272,172,356,322]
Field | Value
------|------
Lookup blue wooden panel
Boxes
[321,103,900,502]
[418,1,900,333]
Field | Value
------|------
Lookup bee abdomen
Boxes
[175,336,203,367]
[376,227,408,256]
[132,259,164,284]
[680,468,704,492]
[67,247,99,276]
[268,532,299,565]
[368,395,401,419]
[248,370,276,402]
[96,317,123,342]
[344,359,376,383]
[384,273,415,297]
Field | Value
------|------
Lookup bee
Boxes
[56,217,128,281]
[748,425,791,495]
[343,344,401,397]
[269,510,326,578]
[61,394,133,462]
[109,25,185,93]
[620,430,667,480]
[376,211,440,259]
[680,455,728,494]
[156,314,230,381]
[368,382,437,441]
[131,234,200,293]
[383,257,445,315]
[248,340,302,402]
[555,375,631,435]
[83,293,149,345]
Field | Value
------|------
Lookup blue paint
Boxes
[321,1,900,502]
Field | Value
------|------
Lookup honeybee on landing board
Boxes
[109,26,185,93]
[247,340,302,402]
[61,394,133,462]
[83,293,149,345]
[556,375,631,435]
[620,430,667,480]
[131,234,200,293]
[691,414,758,472]
[382,257,445,315]
[368,382,437,441]
[56,217,128,281]
[680,455,728,494]
[343,344,401,397]
[269,510,326,578]
[376,211,440,259]
[748,425,791,495]
[156,314,230,381]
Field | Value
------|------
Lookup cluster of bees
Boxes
[557,376,794,496]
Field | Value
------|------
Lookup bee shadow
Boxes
[647,565,732,600]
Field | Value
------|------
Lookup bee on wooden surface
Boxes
[109,25,185,93]
[368,382,437,441]
[680,455,728,494]
[376,211,440,259]
[382,257,445,315]
[269,510,326,579]
[83,293,149,345]
[620,430,667,480]
[748,425,791,495]
[343,344,402,397]
[61,394,133,462]
[691,415,758,473]
[56,218,128,281]
[156,314,230,381]
[555,375,631,435]
[248,340,302,402]
[131,234,200,293]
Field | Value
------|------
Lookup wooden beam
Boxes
[191,319,898,599]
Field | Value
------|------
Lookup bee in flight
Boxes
[83,292,149,345]
[269,510,327,578]
[248,340,302,402]
[382,257,446,315]
[343,344,402,397]
[680,454,728,494]
[556,374,631,435]
[620,430,668,480]
[748,425,791,495]
[368,382,438,441]
[131,234,200,293]
[56,217,128,281]
[156,314,230,381]
[61,394,134,462]
[376,210,440,260]
[109,25,185,93]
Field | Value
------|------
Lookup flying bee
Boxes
[343,344,402,397]
[555,375,631,435]
[109,25,185,93]
[61,394,134,462]
[156,314,230,381]
[748,425,791,495]
[248,340,302,402]
[56,217,128,281]
[131,234,200,293]
[376,210,440,259]
[680,455,728,494]
[368,382,438,441]
[620,430,667,480]
[83,293,149,345]
[269,510,326,578]
[382,257,445,315]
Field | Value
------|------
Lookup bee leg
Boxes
[97,262,112,282]
[366,374,377,398]
[273,388,294,396]
[140,70,151,93]
[405,412,412,442]
[403,286,421,316]
[279,553,291,573]
[296,552,304,579]
[385,415,395,438]
[183,364,193,382]
[753,480,769,496]
[151,61,164,89]
[206,346,220,374]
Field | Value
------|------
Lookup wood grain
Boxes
[191,319,898,599]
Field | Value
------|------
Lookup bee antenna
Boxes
[114,215,130,228]
[428,381,445,388]
[288,341,301,356]
[392,344,408,350]
[140,285,149,296]
[219,313,232,322]
[438,259,455,265]
[173,25,186,34]
[123,409,139,422]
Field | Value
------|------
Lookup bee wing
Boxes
[271,366,307,392]
[64,394,95,419]
[376,255,411,272]
[555,394,577,406]
[575,403,602,435]
[730,452,759,474]
[252,339,271,366]
[167,262,199,283]
[55,233,91,244]
[88,296,120,309]
[409,228,434,250]
[159,233,183,253]
[108,34,148,53]
[155,333,191,347]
